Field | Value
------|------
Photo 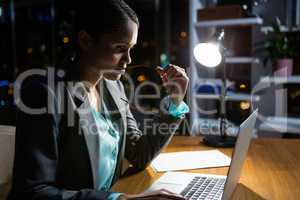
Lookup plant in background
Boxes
[263,18,298,76]
[264,18,296,61]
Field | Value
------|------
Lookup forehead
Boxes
[102,20,138,46]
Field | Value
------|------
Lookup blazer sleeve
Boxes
[9,80,116,200]
[120,81,183,171]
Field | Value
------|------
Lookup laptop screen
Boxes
[222,110,258,200]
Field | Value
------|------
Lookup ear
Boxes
[78,31,93,52]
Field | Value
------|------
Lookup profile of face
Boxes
[79,19,138,80]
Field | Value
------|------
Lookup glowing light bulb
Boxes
[193,43,222,67]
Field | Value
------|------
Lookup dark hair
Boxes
[60,0,139,74]
[75,0,139,40]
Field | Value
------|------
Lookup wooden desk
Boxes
[112,136,300,200]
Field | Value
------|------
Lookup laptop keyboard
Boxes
[180,176,226,200]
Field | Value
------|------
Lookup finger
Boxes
[170,67,188,78]
[158,189,186,200]
[170,73,189,81]
[168,65,187,77]
[166,71,187,82]
[172,66,187,77]
[138,189,171,197]
[165,70,179,80]
[156,66,169,82]
[158,65,188,86]
[159,194,186,200]
[172,64,185,71]
[170,65,187,78]
[163,64,175,74]
[160,188,176,194]
[141,189,178,197]
[136,190,186,200]
[161,73,168,82]
[165,64,186,73]
[167,64,183,71]
[156,66,164,74]
[164,66,181,78]
[137,195,185,200]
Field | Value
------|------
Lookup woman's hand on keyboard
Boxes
[118,188,186,200]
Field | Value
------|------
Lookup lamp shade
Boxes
[193,43,222,67]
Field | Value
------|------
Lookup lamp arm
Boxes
[220,60,227,137]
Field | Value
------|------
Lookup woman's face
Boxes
[82,19,138,80]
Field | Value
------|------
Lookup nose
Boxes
[122,50,132,65]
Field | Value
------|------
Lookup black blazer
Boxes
[7,68,182,200]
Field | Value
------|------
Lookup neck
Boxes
[79,58,103,91]
[80,68,102,89]
[80,65,103,113]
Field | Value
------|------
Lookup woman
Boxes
[8,0,189,199]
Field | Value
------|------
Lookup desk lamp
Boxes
[193,30,236,147]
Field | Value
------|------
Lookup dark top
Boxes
[7,67,182,200]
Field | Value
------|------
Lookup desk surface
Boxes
[112,136,300,200]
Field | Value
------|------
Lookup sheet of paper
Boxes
[151,150,231,172]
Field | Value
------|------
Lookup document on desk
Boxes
[151,150,231,172]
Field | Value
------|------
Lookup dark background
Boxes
[0,0,189,126]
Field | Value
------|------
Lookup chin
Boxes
[103,73,122,80]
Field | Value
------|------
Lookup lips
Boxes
[114,66,126,71]
[112,67,126,75]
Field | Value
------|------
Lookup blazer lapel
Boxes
[102,79,127,136]
[66,79,128,188]
[66,79,126,138]
[102,80,130,182]
[66,83,101,188]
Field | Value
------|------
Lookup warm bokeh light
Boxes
[240,101,250,110]
[142,41,149,48]
[180,31,187,38]
[193,43,222,67]
[63,37,70,44]
[137,74,146,82]
[239,84,247,89]
[8,89,13,95]
[27,48,33,54]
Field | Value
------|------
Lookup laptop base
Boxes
[202,135,236,148]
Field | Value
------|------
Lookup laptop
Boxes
[148,110,258,200]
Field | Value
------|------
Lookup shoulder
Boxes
[15,67,66,91]
[15,67,65,109]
